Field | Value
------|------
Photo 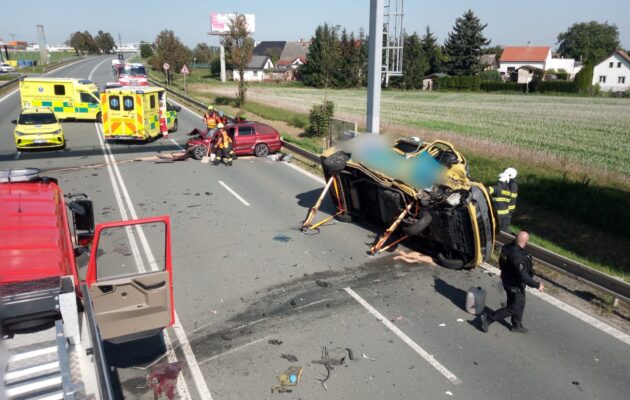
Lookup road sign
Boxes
[163,63,170,71]
[180,65,190,75]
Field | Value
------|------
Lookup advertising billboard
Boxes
[210,13,256,33]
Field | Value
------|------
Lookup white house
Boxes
[232,56,274,82]
[592,50,630,92]
[499,46,580,79]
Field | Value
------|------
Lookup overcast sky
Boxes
[3,0,629,49]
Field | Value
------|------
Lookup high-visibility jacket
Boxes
[204,113,218,129]
[507,180,518,215]
[488,181,511,216]
[217,130,232,149]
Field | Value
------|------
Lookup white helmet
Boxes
[497,172,510,183]
[504,167,517,179]
[217,123,225,129]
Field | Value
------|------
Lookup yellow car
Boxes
[14,108,65,150]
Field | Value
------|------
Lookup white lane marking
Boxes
[199,336,270,365]
[171,99,202,118]
[345,287,462,385]
[0,88,19,103]
[480,263,630,346]
[14,152,21,160]
[170,137,184,150]
[94,123,213,399]
[88,57,112,80]
[283,161,325,184]
[218,180,250,206]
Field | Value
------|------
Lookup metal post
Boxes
[220,44,227,82]
[366,0,384,134]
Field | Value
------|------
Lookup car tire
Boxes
[437,252,465,270]
[322,151,350,175]
[401,211,432,236]
[254,143,269,157]
[192,145,208,160]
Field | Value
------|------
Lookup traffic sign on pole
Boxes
[180,65,190,75]
[163,62,170,71]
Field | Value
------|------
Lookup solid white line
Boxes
[14,151,21,160]
[172,99,203,118]
[88,57,112,81]
[199,336,270,365]
[0,88,19,103]
[479,262,630,346]
[218,180,250,206]
[344,287,462,385]
[283,161,325,184]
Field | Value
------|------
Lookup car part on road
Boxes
[280,354,298,362]
[271,366,302,393]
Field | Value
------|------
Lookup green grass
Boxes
[7,50,75,65]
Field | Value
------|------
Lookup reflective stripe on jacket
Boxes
[217,130,232,149]
[489,182,510,215]
[508,180,518,213]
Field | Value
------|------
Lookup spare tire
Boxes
[402,211,432,236]
[322,151,350,175]
[437,252,465,270]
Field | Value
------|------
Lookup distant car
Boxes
[0,62,15,73]
[14,108,65,150]
[186,122,282,159]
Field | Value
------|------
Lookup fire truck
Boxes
[117,63,149,86]
[1,168,175,399]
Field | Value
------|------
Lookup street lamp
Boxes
[193,57,196,69]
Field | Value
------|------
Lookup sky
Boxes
[2,0,629,50]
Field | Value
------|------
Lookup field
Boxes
[198,83,630,180]
[6,51,75,65]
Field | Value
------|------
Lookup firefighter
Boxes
[213,123,233,166]
[203,105,218,133]
[488,172,511,232]
[480,231,544,333]
[235,111,247,123]
[504,167,518,226]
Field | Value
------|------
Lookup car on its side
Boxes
[0,62,16,73]
[186,122,282,159]
[13,108,65,150]
[319,136,497,269]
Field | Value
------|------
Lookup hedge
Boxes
[537,81,577,93]
[480,81,526,92]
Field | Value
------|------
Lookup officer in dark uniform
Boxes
[504,167,518,228]
[481,231,544,333]
[488,172,511,232]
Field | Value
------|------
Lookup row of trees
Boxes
[67,31,116,55]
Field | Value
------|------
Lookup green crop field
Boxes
[197,84,630,178]
[5,51,75,65]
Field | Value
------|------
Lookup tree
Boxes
[557,21,620,63]
[140,42,153,58]
[300,23,340,88]
[421,26,442,74]
[393,32,428,89]
[443,10,490,76]
[95,31,116,54]
[574,62,594,94]
[221,14,255,106]
[336,29,364,88]
[151,30,192,76]
[192,43,217,65]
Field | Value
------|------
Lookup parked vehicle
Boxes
[13,107,65,150]
[186,122,282,159]
[0,62,16,72]
[305,136,497,269]
[19,77,101,121]
[118,62,148,86]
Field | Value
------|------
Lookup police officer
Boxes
[488,172,511,232]
[504,167,518,227]
[481,231,544,333]
[213,123,233,166]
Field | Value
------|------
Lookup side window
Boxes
[123,96,134,111]
[109,95,120,110]
[80,92,97,104]
[150,95,156,109]
[227,128,236,138]
[238,126,254,136]
[54,85,65,96]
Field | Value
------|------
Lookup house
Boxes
[480,54,498,71]
[252,41,286,61]
[232,56,274,82]
[592,50,630,92]
[499,46,580,80]
[273,41,309,81]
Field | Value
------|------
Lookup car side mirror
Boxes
[11,119,17,124]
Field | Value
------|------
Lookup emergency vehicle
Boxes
[1,168,175,399]
[101,86,179,141]
[19,77,101,121]
[13,107,66,150]
[117,62,149,86]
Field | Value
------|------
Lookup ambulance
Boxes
[19,77,101,121]
[101,86,179,141]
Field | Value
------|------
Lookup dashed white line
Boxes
[480,262,630,346]
[344,287,462,385]
[218,180,250,206]
[14,152,21,160]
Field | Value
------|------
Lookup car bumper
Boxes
[16,135,65,149]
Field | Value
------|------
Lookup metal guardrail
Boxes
[147,76,630,305]
[0,76,20,90]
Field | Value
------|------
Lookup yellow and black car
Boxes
[14,108,65,150]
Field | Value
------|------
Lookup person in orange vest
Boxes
[213,123,233,166]
[203,105,218,133]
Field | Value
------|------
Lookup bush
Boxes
[480,81,526,92]
[574,63,594,94]
[307,100,335,137]
[478,70,502,82]
[140,43,153,58]
[435,76,481,91]
[537,81,577,93]
[290,115,308,129]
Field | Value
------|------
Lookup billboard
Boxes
[210,13,256,34]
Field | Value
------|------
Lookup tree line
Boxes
[67,31,117,55]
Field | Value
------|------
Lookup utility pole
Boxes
[366,0,384,134]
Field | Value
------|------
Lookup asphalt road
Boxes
[1,57,629,400]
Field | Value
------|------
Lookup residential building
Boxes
[592,50,630,92]
[499,46,580,81]
[480,54,498,71]
[232,56,274,82]
[273,41,309,81]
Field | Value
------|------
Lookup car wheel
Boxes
[192,145,208,160]
[254,143,269,157]
[401,211,432,236]
[437,252,465,270]
[322,151,350,175]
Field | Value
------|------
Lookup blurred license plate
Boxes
[34,140,47,144]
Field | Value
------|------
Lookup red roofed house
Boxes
[499,46,580,83]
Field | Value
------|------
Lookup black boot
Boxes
[511,324,528,333]
[480,312,492,333]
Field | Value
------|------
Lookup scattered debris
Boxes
[439,323,446,327]
[273,234,292,243]
[362,353,376,361]
[282,154,292,163]
[280,354,298,362]
[572,381,580,386]
[390,316,404,323]
[267,153,284,161]
[311,347,356,389]
[271,366,302,394]
[315,279,331,288]
[268,339,283,345]
[445,390,453,396]
[146,362,184,400]
[457,318,464,322]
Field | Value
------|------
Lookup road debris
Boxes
[445,390,453,396]
[312,347,356,389]
[146,362,184,400]
[271,366,303,394]
[390,316,404,323]
[268,339,283,345]
[362,353,376,361]
[280,353,298,362]
[315,279,331,288]
[392,250,437,266]
[439,323,446,327]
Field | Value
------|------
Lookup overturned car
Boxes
[302,136,497,269]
